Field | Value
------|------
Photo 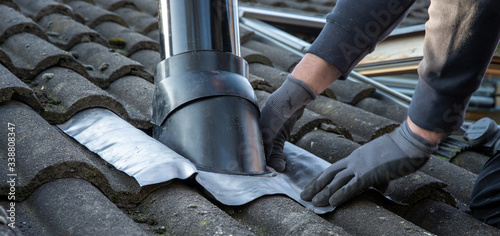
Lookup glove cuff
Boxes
[286,75,317,101]
[394,121,438,156]
[266,74,317,119]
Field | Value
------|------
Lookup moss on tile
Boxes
[108,37,126,49]
[125,210,158,225]
[152,226,168,235]
[254,225,267,235]
[199,220,209,226]
[33,87,61,106]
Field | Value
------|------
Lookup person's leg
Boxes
[470,153,500,228]
[409,0,500,134]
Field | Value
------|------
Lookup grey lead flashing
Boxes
[197,142,334,214]
[58,108,336,213]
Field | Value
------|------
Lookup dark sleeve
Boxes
[471,151,500,228]
[409,0,500,133]
[307,0,417,79]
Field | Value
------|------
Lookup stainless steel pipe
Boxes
[153,0,266,174]
[159,0,241,58]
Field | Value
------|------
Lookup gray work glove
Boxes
[259,75,316,171]
[300,120,437,207]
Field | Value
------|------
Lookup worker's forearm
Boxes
[291,53,341,94]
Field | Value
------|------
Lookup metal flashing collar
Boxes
[58,108,334,213]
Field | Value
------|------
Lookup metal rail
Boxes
[239,6,326,29]
[239,5,425,37]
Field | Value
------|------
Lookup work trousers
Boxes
[308,0,500,228]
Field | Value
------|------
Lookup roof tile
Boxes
[248,63,289,90]
[324,194,432,235]
[292,110,343,142]
[451,150,490,174]
[37,13,108,50]
[0,64,41,110]
[136,182,255,235]
[244,40,302,72]
[21,178,147,235]
[307,96,399,143]
[254,89,340,142]
[94,21,159,54]
[12,0,73,21]
[0,33,87,81]
[420,155,478,210]
[296,130,360,163]
[385,171,456,206]
[355,97,408,123]
[31,67,129,124]
[106,75,154,129]
[114,7,158,34]
[240,26,256,44]
[250,75,275,93]
[67,1,128,28]
[328,79,375,105]
[70,42,150,88]
[93,0,135,11]
[146,28,159,42]
[241,47,273,66]
[0,0,19,10]
[404,199,500,235]
[129,49,160,75]
[132,0,158,16]
[0,5,46,44]
[223,195,351,235]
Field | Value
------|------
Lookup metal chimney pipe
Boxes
[152,0,266,174]
[158,0,240,58]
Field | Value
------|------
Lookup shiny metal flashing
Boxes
[57,108,197,186]
[58,108,334,213]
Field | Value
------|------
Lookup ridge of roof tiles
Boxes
[66,1,129,28]
[0,0,498,235]
[94,21,159,54]
[14,0,74,22]
[114,7,158,35]
[37,13,109,50]
[132,0,158,17]
[70,42,151,87]
[0,5,47,44]
[93,0,136,12]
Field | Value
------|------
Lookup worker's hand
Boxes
[264,107,305,172]
[300,121,437,207]
[259,75,316,171]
